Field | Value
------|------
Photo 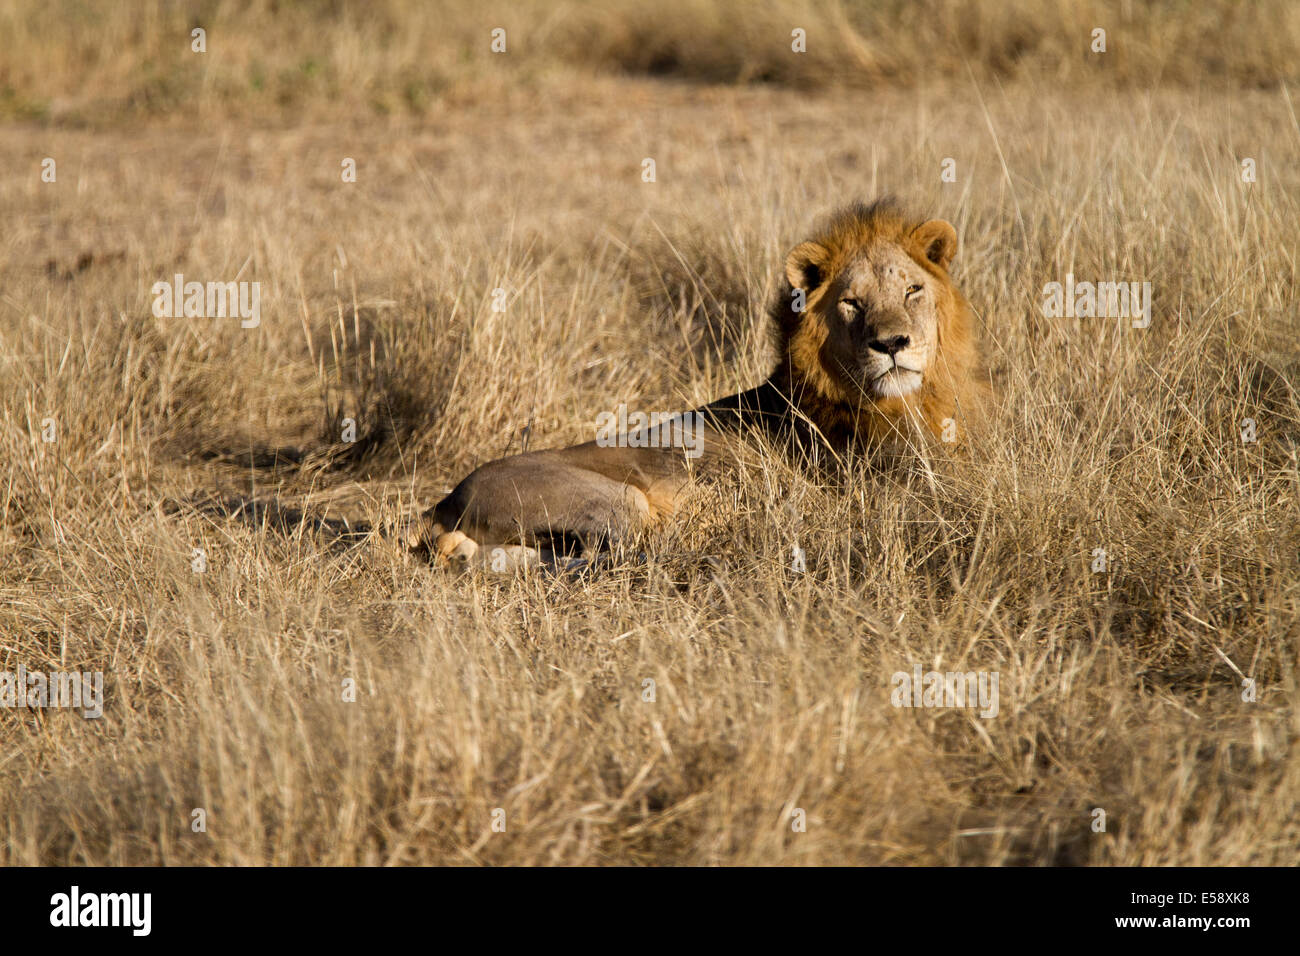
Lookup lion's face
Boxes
[824,241,943,399]
[783,216,960,406]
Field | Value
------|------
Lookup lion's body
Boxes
[412,199,988,567]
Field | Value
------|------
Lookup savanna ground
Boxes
[1,1,1298,865]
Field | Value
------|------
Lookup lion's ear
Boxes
[911,220,957,270]
[785,241,830,291]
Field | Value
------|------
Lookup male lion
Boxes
[413,198,987,567]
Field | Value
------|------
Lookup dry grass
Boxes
[5,0,1300,124]
[1,3,1298,865]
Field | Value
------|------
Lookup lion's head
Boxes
[771,199,986,444]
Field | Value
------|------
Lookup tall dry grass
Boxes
[4,0,1300,123]
[0,3,1297,865]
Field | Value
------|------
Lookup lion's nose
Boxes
[867,334,910,357]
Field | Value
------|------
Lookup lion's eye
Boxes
[839,297,860,312]
[905,284,923,299]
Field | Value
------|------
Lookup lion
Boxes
[411,198,988,568]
